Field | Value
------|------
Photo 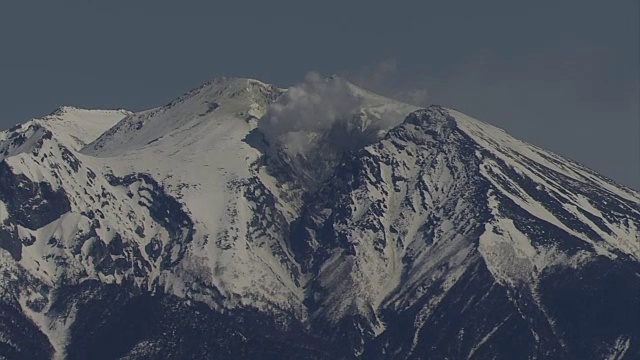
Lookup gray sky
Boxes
[1,1,638,189]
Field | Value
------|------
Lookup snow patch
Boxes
[0,200,7,222]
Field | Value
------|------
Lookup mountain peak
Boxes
[83,77,284,157]
[182,76,283,104]
[48,105,81,116]
[404,105,457,129]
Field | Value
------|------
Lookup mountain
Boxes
[0,76,638,360]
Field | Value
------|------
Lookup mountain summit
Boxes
[0,77,638,360]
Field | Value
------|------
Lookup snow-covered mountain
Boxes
[0,76,638,360]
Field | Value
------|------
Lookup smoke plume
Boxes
[258,72,363,156]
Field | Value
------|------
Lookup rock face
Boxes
[0,78,638,360]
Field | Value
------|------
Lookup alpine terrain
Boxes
[0,76,638,360]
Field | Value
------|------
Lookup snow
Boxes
[38,107,130,150]
[74,78,312,314]
[467,315,512,359]
[0,200,7,222]
[20,294,72,360]
[479,192,560,285]
[606,336,631,360]
[452,108,640,260]
[450,108,640,204]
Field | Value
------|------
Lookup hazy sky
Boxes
[1,1,638,189]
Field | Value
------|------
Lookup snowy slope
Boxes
[294,106,640,359]
[81,76,418,315]
[82,78,306,314]
[0,77,638,360]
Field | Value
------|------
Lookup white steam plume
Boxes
[258,72,363,156]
